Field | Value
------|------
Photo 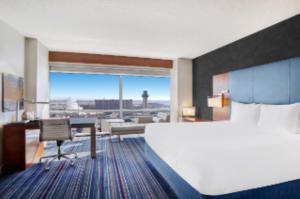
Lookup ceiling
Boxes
[0,0,299,59]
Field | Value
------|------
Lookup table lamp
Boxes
[207,90,230,108]
[182,107,196,117]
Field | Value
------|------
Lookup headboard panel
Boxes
[229,57,300,104]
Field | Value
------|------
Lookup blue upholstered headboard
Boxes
[229,57,300,104]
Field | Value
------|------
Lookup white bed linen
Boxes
[145,121,300,195]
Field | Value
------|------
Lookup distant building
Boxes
[95,99,133,109]
[77,100,96,109]
[142,90,149,108]
[50,98,83,110]
[50,99,67,110]
[66,98,83,110]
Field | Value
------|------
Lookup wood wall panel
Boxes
[212,73,230,121]
[49,51,173,68]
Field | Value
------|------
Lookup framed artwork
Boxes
[2,73,24,112]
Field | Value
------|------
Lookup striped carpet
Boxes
[0,136,178,199]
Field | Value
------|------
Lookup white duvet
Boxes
[145,121,300,195]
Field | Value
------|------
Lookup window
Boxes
[50,72,170,120]
[122,75,170,119]
[50,72,120,118]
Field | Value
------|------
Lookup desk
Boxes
[3,118,96,172]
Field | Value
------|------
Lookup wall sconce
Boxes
[182,107,196,117]
[207,90,230,108]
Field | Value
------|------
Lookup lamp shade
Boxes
[207,95,223,107]
[207,94,229,108]
[182,107,196,117]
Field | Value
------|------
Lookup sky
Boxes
[50,72,170,100]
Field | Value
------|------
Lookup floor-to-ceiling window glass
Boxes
[122,75,170,119]
[49,72,170,121]
[50,72,120,119]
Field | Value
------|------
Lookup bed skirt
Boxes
[144,143,300,199]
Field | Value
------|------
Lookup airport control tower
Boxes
[142,90,149,108]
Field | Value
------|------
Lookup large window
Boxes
[50,72,120,118]
[122,75,170,119]
[50,72,170,120]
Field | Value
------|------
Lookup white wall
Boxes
[25,38,37,113]
[37,41,50,118]
[0,21,49,172]
[0,20,25,124]
[0,19,25,171]
[170,58,193,122]
[25,38,49,118]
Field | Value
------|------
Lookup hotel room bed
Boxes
[144,121,300,199]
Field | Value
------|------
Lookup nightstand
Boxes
[181,117,210,122]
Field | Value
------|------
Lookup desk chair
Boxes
[40,119,77,171]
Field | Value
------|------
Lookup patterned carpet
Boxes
[0,136,178,199]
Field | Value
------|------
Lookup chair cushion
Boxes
[157,112,170,122]
[153,117,163,123]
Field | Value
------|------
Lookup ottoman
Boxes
[110,122,145,141]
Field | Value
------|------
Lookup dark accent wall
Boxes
[193,14,300,119]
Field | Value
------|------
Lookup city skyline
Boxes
[50,72,170,101]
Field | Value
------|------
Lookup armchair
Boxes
[152,112,170,123]
[40,119,77,171]
[131,116,153,124]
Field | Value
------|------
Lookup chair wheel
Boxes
[70,161,74,166]
[44,167,49,171]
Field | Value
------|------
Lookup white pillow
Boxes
[230,101,261,125]
[296,108,300,134]
[296,112,300,133]
[258,103,300,134]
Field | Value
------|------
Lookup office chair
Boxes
[39,119,77,171]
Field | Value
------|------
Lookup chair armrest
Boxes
[132,116,153,124]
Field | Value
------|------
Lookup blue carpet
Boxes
[0,137,178,199]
